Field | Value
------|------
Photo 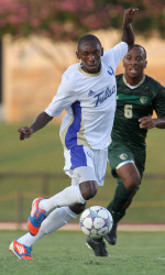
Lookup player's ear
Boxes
[123,58,126,68]
[76,51,80,59]
[101,47,104,56]
[144,60,147,68]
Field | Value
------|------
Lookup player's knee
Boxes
[126,174,141,190]
[69,203,86,214]
[133,174,141,188]
[80,181,98,200]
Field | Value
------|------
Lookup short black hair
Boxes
[77,34,102,51]
[132,44,147,59]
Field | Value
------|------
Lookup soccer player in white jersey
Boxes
[9,8,138,259]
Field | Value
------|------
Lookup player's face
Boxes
[76,41,103,74]
[123,47,147,81]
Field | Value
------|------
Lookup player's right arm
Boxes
[18,112,53,140]
[18,67,77,141]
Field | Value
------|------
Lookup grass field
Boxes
[0,230,164,275]
[0,122,165,173]
[0,122,165,223]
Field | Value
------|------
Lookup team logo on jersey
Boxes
[88,90,95,97]
[107,66,114,76]
[119,153,128,160]
[140,97,148,104]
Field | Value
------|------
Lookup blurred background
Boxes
[0,0,165,228]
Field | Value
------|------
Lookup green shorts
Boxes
[108,141,146,181]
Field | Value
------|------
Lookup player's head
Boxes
[123,44,147,82]
[76,34,104,74]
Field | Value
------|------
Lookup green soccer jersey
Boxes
[111,74,165,146]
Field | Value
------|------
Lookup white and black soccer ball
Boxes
[79,205,113,239]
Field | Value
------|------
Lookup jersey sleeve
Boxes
[103,42,128,70]
[45,74,77,117]
[153,85,165,117]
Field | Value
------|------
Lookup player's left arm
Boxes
[139,116,165,129]
[121,7,139,48]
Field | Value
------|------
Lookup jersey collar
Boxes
[78,63,102,77]
[123,74,146,89]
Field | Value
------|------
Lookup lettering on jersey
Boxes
[88,90,95,97]
[107,66,114,76]
[140,97,148,104]
[95,85,116,107]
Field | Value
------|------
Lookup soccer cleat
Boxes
[9,239,33,260]
[86,236,108,257]
[27,197,46,236]
[104,222,118,245]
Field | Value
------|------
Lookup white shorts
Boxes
[63,145,108,186]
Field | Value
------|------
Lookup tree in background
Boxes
[0,0,164,41]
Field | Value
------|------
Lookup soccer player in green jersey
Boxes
[88,44,165,256]
[104,44,165,247]
[87,44,165,256]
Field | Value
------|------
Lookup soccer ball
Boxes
[79,205,113,239]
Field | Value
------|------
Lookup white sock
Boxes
[17,207,77,247]
[39,186,86,213]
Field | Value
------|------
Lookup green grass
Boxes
[0,122,165,174]
[0,122,165,223]
[0,123,63,173]
[1,230,165,275]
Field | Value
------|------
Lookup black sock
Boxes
[107,183,135,223]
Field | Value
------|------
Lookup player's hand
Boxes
[138,116,155,129]
[123,7,139,26]
[18,127,34,140]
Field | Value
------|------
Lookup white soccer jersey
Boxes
[45,42,128,150]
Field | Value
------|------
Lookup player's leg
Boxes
[27,185,87,236]
[105,143,145,245]
[39,168,98,212]
[9,169,90,260]
[35,168,98,235]
[108,161,141,218]
[27,146,98,236]
[68,163,109,257]
[9,206,78,260]
[84,147,109,257]
[9,147,107,259]
[9,146,99,259]
[105,162,140,244]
